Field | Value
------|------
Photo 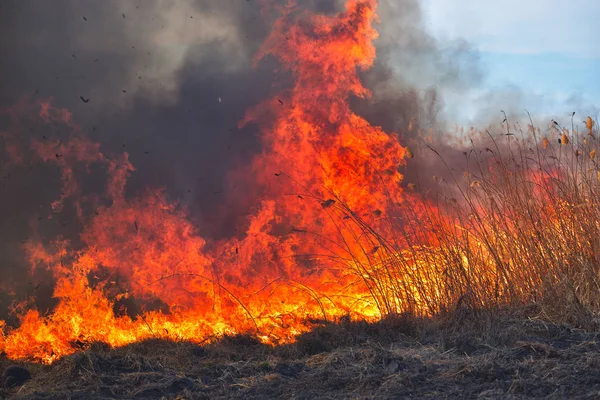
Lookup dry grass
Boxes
[4,115,600,398]
[4,309,600,399]
[326,115,600,329]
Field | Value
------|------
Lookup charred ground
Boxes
[3,308,600,399]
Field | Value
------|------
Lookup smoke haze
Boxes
[0,0,530,314]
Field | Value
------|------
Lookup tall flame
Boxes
[0,0,414,364]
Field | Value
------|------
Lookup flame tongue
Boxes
[0,0,409,364]
[247,0,405,213]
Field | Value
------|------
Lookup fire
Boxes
[3,0,598,366]
[0,0,414,364]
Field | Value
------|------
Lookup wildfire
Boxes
[0,0,414,364]
[2,0,599,366]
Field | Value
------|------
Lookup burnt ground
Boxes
[3,309,600,399]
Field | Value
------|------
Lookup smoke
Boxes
[349,0,483,191]
[0,0,497,317]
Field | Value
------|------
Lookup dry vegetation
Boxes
[3,116,600,399]
[3,308,600,399]
[340,115,600,329]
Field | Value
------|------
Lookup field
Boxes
[3,308,600,399]
[1,1,600,398]
[4,113,600,399]
[5,116,600,398]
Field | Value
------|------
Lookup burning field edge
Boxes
[3,306,600,399]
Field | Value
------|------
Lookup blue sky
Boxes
[420,0,599,122]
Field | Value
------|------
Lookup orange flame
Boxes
[0,0,418,364]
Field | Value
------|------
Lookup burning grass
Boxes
[336,113,600,330]
[4,309,600,399]
[1,0,600,382]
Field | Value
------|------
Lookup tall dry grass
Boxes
[330,114,600,328]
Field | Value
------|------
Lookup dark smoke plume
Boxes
[0,0,484,317]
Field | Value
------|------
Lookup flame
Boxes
[0,0,416,364]
[2,0,598,365]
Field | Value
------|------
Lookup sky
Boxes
[421,0,600,122]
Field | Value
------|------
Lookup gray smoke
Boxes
[0,0,487,317]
